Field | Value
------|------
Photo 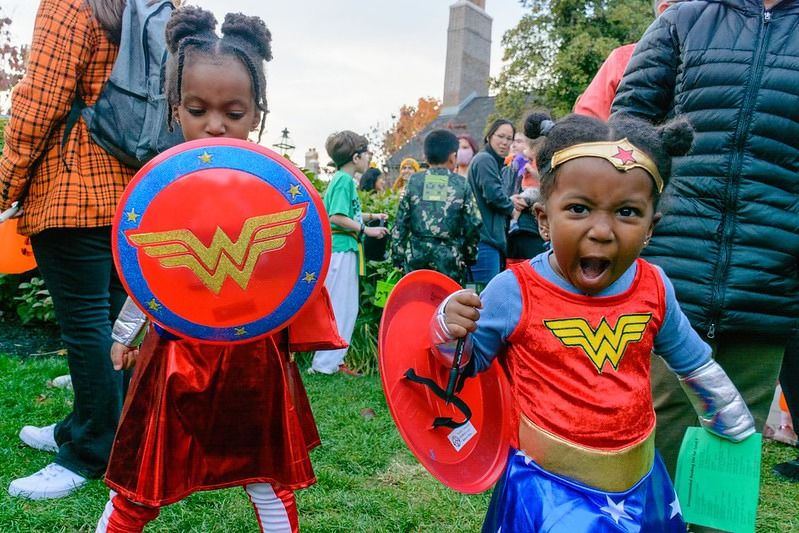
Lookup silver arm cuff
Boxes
[428,290,473,367]
[678,359,755,442]
[111,297,149,347]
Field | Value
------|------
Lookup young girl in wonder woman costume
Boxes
[94,7,344,532]
[431,113,755,532]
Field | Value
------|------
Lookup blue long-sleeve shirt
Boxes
[469,252,711,376]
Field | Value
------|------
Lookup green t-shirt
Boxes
[324,170,362,253]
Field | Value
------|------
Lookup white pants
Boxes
[312,251,358,373]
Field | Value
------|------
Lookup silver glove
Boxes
[429,290,473,367]
[678,359,755,442]
[111,297,148,347]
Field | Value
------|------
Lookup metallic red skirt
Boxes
[105,329,321,506]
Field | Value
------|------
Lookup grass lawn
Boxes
[0,353,797,532]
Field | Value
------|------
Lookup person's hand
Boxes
[371,213,389,222]
[511,194,529,212]
[0,202,22,223]
[365,225,389,239]
[443,290,482,338]
[110,341,139,371]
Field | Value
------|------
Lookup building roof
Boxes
[386,94,495,169]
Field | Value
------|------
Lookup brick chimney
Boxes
[442,0,492,109]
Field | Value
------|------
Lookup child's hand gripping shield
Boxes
[378,269,514,494]
[112,138,331,343]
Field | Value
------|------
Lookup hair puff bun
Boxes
[165,6,217,54]
[221,13,273,61]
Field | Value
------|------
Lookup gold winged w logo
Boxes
[544,314,652,373]
[126,205,307,294]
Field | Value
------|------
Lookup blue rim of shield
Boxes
[115,142,327,342]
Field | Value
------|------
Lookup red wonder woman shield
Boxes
[378,270,514,494]
[112,138,330,343]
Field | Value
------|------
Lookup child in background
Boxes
[390,129,481,285]
[505,112,550,263]
[309,131,388,375]
[95,7,345,532]
[430,113,754,531]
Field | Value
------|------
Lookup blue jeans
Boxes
[470,242,501,285]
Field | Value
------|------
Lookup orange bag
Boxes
[0,219,36,274]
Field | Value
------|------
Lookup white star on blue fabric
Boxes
[600,495,632,524]
[515,450,533,466]
[670,494,682,519]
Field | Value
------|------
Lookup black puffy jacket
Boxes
[612,0,799,340]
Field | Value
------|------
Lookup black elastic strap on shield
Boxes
[404,367,472,429]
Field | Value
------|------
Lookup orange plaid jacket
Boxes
[0,0,136,235]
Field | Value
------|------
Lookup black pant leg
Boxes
[30,227,124,479]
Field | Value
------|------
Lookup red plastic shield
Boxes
[378,270,514,494]
[112,138,330,343]
[0,219,36,274]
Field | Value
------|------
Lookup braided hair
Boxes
[526,113,694,208]
[164,6,273,140]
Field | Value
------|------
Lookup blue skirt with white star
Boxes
[482,448,686,533]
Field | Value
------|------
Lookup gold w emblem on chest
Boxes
[126,206,307,294]
[544,314,652,373]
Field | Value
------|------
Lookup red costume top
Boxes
[105,289,345,507]
[505,259,665,450]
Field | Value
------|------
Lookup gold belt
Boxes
[331,228,365,276]
[518,414,654,492]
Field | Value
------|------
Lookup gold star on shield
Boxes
[288,184,302,199]
[126,208,140,222]
[198,151,213,164]
[147,298,161,311]
[234,327,247,337]
[303,271,317,283]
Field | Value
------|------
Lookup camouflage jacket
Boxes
[390,168,482,284]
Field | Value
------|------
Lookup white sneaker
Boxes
[50,374,73,389]
[19,424,59,453]
[8,463,87,500]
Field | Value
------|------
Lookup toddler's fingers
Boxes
[445,321,474,338]
[452,290,482,309]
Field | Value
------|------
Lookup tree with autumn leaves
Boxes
[0,7,28,114]
[379,96,441,160]
[491,0,651,122]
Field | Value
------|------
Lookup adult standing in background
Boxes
[358,167,386,193]
[612,0,799,481]
[573,0,686,120]
[359,167,389,261]
[392,157,420,193]
[456,134,479,177]
[1,0,138,499]
[467,119,525,284]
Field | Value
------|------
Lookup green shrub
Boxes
[0,116,6,151]
[14,276,55,324]
[0,272,57,325]
[308,172,403,375]
[0,273,21,315]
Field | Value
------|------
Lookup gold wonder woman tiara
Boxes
[549,138,664,193]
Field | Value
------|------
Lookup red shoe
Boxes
[338,364,363,377]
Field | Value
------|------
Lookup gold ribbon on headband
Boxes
[549,138,664,193]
